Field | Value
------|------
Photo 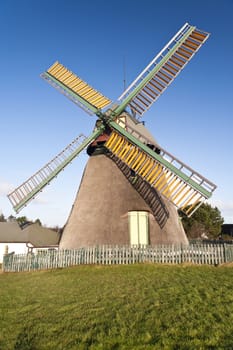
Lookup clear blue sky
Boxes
[0,0,233,227]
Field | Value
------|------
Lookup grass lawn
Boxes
[0,264,233,349]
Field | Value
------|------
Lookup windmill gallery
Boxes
[5,23,216,250]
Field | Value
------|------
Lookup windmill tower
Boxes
[8,23,217,248]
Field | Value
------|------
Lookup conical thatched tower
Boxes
[60,118,188,249]
[60,153,188,248]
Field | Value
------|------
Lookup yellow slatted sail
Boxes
[47,61,111,110]
[105,131,207,216]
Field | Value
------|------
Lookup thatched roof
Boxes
[60,154,188,249]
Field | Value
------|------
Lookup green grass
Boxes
[1,264,233,349]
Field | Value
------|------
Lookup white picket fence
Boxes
[3,244,233,272]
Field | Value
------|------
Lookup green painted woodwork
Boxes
[112,26,195,117]
[109,121,212,198]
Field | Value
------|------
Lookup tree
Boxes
[179,203,224,239]
[48,225,63,233]
[8,215,16,222]
[0,213,6,222]
[34,218,42,226]
[16,216,28,226]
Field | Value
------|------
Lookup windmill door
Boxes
[128,211,149,245]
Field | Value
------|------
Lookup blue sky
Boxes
[0,0,233,228]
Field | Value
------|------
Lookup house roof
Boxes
[0,222,60,247]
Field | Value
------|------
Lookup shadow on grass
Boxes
[14,323,38,350]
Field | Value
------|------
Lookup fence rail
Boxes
[3,244,233,272]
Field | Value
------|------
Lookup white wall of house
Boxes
[0,243,27,263]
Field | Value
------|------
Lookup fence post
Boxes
[223,243,227,263]
[181,244,183,264]
[2,254,7,272]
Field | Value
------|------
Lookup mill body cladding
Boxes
[8,23,217,248]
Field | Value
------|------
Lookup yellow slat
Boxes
[47,61,62,75]
[134,154,147,171]
[117,139,129,159]
[68,78,83,89]
[117,139,128,156]
[156,171,170,191]
[46,61,111,109]
[63,75,78,85]
[161,176,176,195]
[47,61,58,73]
[88,95,105,104]
[169,181,184,199]
[118,143,131,159]
[149,166,163,184]
[162,177,180,197]
[123,146,135,163]
[88,98,106,109]
[139,158,154,177]
[157,172,174,193]
[184,195,202,215]
[105,133,118,149]
[175,187,192,206]
[76,86,92,95]
[153,171,167,187]
[51,65,66,77]
[109,134,119,150]
[112,134,122,152]
[125,147,139,165]
[59,71,73,82]
[172,184,188,203]
[131,152,145,170]
[146,164,160,182]
[157,176,170,193]
[81,90,97,99]
[97,100,111,109]
[55,67,68,79]
[112,137,124,153]
[72,82,87,92]
[180,191,197,210]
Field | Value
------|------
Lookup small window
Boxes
[116,116,126,129]
[128,211,149,245]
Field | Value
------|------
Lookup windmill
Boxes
[8,23,217,248]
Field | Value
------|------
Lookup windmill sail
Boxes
[8,128,104,213]
[41,62,112,115]
[105,121,216,216]
[115,23,209,118]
